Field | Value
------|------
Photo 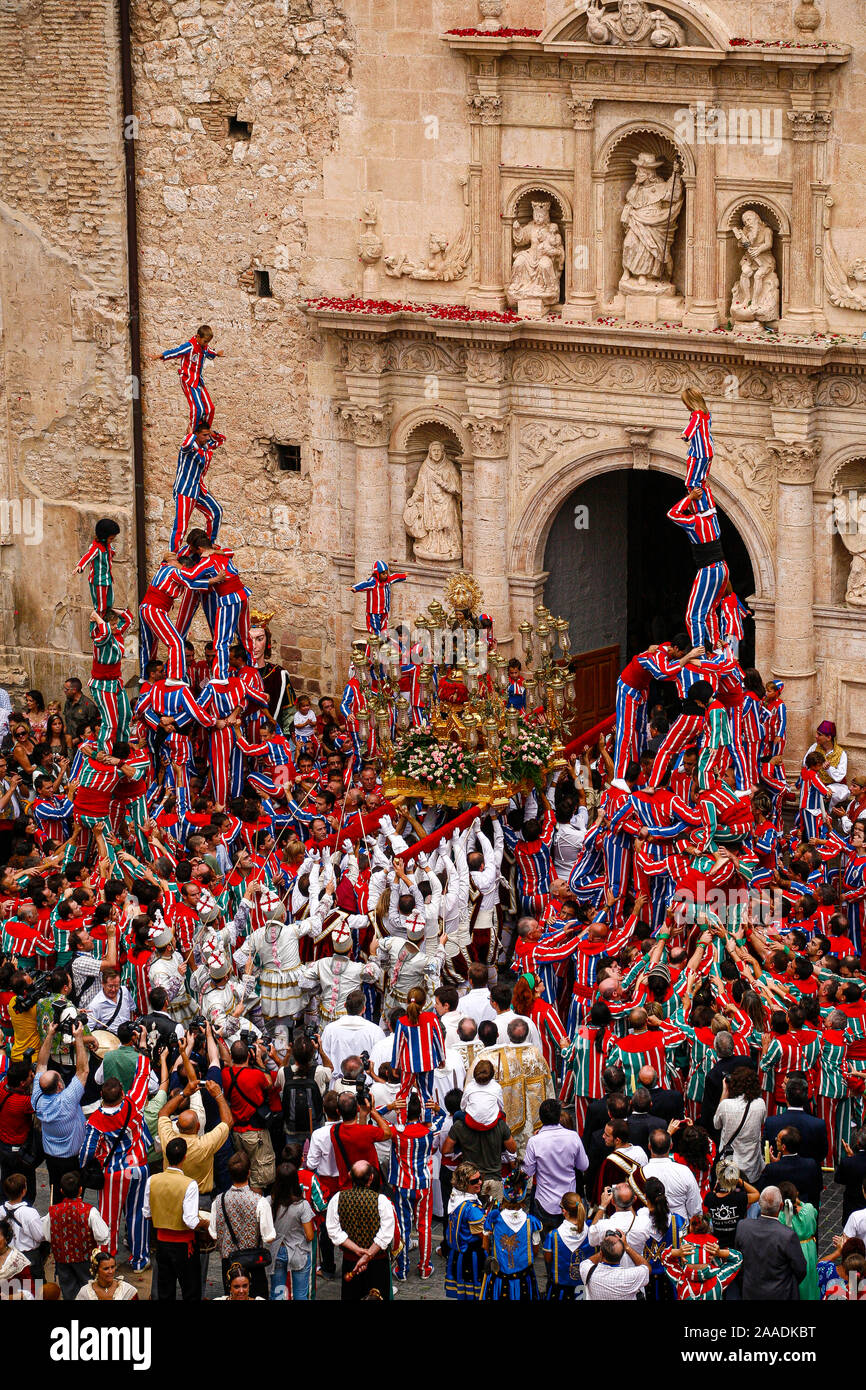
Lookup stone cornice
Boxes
[306,304,866,371]
[442,33,851,71]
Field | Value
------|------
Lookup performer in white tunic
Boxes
[148,922,197,1025]
[376,910,447,1017]
[232,888,314,1034]
[196,944,261,1041]
[297,917,381,1024]
[467,818,505,976]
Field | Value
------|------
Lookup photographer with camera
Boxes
[33,1019,90,1200]
[8,968,43,1062]
[330,1090,393,1191]
[35,968,95,1071]
[220,1035,281,1191]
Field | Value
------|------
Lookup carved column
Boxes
[768,439,820,759]
[682,105,719,329]
[562,94,596,323]
[462,412,511,643]
[781,107,831,333]
[467,85,504,310]
[339,402,392,635]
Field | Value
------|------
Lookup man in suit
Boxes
[835,1125,866,1222]
[582,1066,627,1153]
[764,1078,828,1169]
[755,1125,822,1209]
[627,1086,668,1153]
[699,1033,758,1131]
[638,1064,684,1124]
[736,1186,808,1300]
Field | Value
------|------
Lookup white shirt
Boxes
[579,1257,650,1300]
[143,1169,200,1230]
[843,1208,866,1242]
[494,1009,544,1053]
[0,1200,45,1253]
[460,987,495,1026]
[370,1034,394,1071]
[320,1016,385,1076]
[87,986,134,1030]
[433,1048,467,1106]
[440,1010,467,1045]
[306,1120,339,1179]
[641,1156,703,1220]
[552,814,588,878]
[325,1190,395,1250]
[587,1208,654,1261]
[43,1204,110,1245]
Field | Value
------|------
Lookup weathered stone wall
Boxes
[133,0,358,694]
[0,0,134,696]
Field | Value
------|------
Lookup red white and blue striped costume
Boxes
[739,689,764,789]
[389,1109,445,1280]
[796,767,830,841]
[197,675,264,806]
[234,725,297,800]
[614,646,678,778]
[391,1009,446,1104]
[175,549,251,680]
[600,780,634,925]
[351,561,407,635]
[340,674,369,771]
[78,1054,152,1269]
[682,409,713,489]
[32,794,74,848]
[160,335,217,430]
[513,808,556,913]
[135,678,214,796]
[667,487,728,649]
[139,562,205,681]
[170,429,225,552]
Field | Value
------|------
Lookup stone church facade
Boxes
[3,0,866,758]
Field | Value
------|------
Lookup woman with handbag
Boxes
[712,1066,766,1181]
[267,1163,314,1300]
[207,1150,275,1298]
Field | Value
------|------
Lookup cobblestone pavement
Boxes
[30,1166,845,1301]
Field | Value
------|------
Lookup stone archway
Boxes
[509,446,776,669]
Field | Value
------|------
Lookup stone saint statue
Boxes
[729,211,780,326]
[505,200,565,312]
[404,441,463,563]
[585,0,684,47]
[833,490,866,607]
[620,152,683,291]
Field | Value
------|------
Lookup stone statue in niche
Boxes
[833,489,866,607]
[403,441,463,563]
[585,0,684,47]
[620,153,683,292]
[505,200,565,317]
[729,211,780,328]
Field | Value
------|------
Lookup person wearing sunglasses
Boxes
[444,1160,486,1301]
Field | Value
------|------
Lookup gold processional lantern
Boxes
[344,569,574,807]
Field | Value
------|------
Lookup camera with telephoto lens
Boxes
[238,1028,256,1048]
[304,1022,319,1041]
[12,973,54,1013]
[52,997,83,1044]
